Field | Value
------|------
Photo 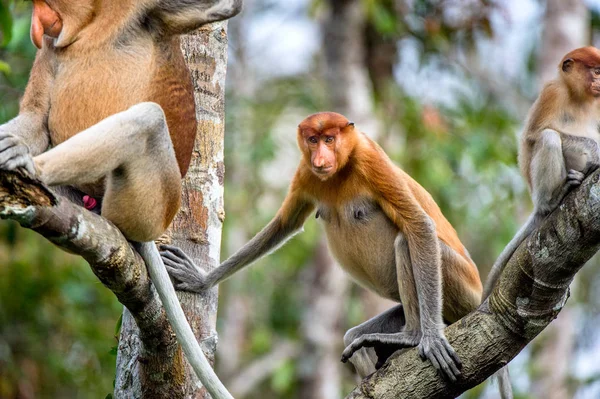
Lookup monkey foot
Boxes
[418,333,462,381]
[340,331,421,366]
[160,244,210,293]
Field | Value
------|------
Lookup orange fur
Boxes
[520,47,600,189]
[292,112,482,295]
[29,1,196,181]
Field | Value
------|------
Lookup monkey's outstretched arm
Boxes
[162,191,315,292]
[483,129,583,300]
[151,0,243,34]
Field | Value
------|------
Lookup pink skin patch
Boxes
[83,195,97,210]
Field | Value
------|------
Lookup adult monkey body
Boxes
[0,1,241,398]
[163,112,485,383]
[483,47,600,300]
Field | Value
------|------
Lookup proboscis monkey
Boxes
[0,1,242,398]
[161,112,485,382]
[483,47,600,301]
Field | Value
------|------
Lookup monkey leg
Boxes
[341,304,411,377]
[33,102,181,242]
[341,235,426,374]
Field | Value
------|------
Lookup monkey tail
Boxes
[482,213,540,300]
[495,366,514,399]
[136,241,234,399]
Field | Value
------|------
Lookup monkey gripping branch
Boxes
[3,166,600,398]
[348,168,600,398]
[0,170,189,395]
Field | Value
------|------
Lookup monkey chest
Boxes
[318,199,400,298]
[47,48,154,146]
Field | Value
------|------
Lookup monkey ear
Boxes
[562,58,574,73]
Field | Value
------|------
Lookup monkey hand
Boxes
[418,331,462,382]
[160,245,211,293]
[567,169,585,187]
[0,132,37,177]
[340,331,421,366]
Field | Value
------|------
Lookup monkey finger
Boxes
[437,346,461,379]
[443,339,462,368]
[160,245,195,263]
[3,157,34,175]
[0,146,24,165]
[425,349,441,372]
[160,250,195,270]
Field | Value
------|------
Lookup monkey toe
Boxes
[341,332,420,364]
[418,334,461,381]
[567,169,585,185]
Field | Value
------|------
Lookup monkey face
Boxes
[297,112,357,180]
[307,135,338,180]
[560,47,600,98]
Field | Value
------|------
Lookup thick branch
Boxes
[0,171,182,393]
[348,169,600,399]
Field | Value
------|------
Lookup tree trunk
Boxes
[115,22,230,398]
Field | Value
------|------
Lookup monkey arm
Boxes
[531,129,583,214]
[150,0,242,34]
[375,177,461,381]
[162,192,315,292]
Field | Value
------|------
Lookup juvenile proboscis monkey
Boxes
[0,1,242,397]
[162,112,485,382]
[483,46,600,300]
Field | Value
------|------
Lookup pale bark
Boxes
[347,169,600,399]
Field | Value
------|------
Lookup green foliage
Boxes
[0,223,122,398]
[0,0,13,47]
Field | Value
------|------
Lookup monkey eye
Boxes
[594,68,600,76]
[324,136,335,144]
[308,136,318,144]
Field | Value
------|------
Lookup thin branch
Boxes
[348,169,600,399]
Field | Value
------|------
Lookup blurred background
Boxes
[1,0,600,398]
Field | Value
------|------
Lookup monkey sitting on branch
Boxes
[162,112,494,386]
[483,46,600,300]
[0,1,242,398]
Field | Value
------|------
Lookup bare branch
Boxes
[348,169,600,399]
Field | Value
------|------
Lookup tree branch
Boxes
[348,169,600,399]
[0,171,184,394]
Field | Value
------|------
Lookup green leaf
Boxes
[0,60,11,75]
[0,0,14,47]
[105,394,113,399]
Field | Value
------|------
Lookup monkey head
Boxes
[30,0,95,49]
[297,112,356,181]
[560,46,600,99]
